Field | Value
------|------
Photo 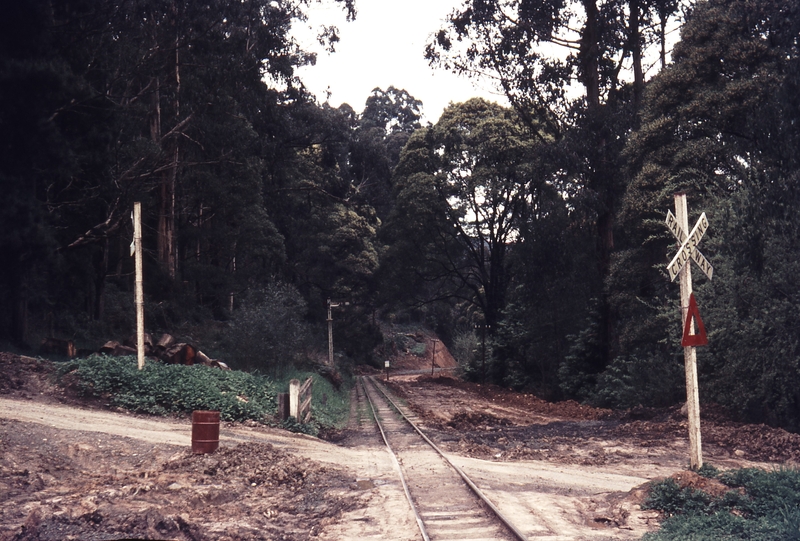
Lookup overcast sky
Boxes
[293,0,508,124]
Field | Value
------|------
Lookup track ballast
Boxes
[359,375,529,541]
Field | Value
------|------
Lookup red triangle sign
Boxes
[682,293,708,347]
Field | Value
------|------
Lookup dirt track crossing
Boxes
[5,353,793,540]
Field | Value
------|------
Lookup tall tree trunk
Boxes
[582,0,616,368]
[581,0,601,109]
[485,241,506,333]
[157,26,180,279]
[580,0,613,277]
[630,0,644,105]
[158,143,178,278]
[149,76,161,142]
[659,7,668,69]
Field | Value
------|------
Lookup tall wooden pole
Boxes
[326,299,349,367]
[675,193,703,469]
[327,299,334,367]
[134,202,145,370]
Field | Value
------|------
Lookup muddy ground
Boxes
[2,352,800,540]
[385,375,800,465]
[0,354,361,541]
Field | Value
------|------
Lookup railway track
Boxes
[359,375,529,541]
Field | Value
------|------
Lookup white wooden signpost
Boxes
[133,202,145,371]
[289,377,313,423]
[665,193,712,469]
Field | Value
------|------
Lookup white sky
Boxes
[293,0,509,124]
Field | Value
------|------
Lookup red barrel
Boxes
[191,410,220,454]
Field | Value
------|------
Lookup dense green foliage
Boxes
[382,99,545,328]
[57,355,278,421]
[427,0,685,381]
[642,468,800,540]
[0,0,385,364]
[613,0,800,427]
[5,0,800,434]
[55,355,351,434]
[413,0,800,425]
[222,283,312,375]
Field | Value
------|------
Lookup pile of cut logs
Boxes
[41,334,229,369]
[99,333,230,369]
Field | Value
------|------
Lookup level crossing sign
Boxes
[666,194,712,471]
[666,211,713,281]
[681,293,708,347]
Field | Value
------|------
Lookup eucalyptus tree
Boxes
[426,0,686,373]
[110,0,356,284]
[381,98,545,331]
[270,87,423,307]
[361,86,424,135]
[351,87,424,219]
[0,0,356,343]
[427,0,684,259]
[259,99,388,364]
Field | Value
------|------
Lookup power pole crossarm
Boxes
[327,299,349,367]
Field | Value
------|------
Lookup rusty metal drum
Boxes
[191,410,220,454]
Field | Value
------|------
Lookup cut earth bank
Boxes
[2,352,800,540]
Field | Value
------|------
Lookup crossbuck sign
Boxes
[666,211,713,281]
[665,194,712,470]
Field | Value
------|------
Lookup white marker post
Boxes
[667,193,711,469]
[133,202,145,371]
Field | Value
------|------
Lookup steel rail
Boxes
[365,376,530,541]
[359,377,430,541]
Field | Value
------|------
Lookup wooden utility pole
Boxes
[327,299,349,367]
[672,193,705,469]
[327,300,333,367]
[133,202,145,370]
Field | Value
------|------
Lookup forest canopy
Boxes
[3,0,800,432]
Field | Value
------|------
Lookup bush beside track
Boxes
[55,354,350,435]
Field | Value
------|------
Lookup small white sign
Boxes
[667,212,712,281]
[666,210,713,280]
[384,360,390,368]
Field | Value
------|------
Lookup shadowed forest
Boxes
[3,0,800,432]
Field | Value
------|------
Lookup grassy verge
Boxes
[56,355,352,436]
[642,466,800,540]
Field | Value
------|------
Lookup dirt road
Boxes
[1,394,658,540]
[3,353,799,540]
[0,395,421,541]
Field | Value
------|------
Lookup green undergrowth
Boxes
[272,369,353,436]
[56,354,277,421]
[55,355,352,436]
[642,466,800,540]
